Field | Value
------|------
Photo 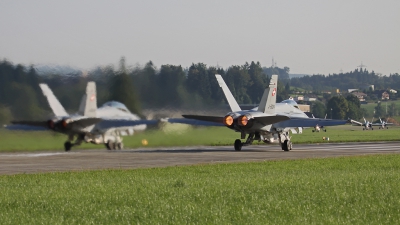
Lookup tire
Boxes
[117,142,123,150]
[64,141,72,152]
[234,139,242,151]
[105,142,111,150]
[282,140,290,151]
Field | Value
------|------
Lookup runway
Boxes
[1,142,399,175]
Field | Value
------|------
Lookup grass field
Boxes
[1,124,400,152]
[360,99,400,120]
[1,154,399,224]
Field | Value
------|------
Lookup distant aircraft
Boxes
[311,114,327,132]
[8,82,156,151]
[350,117,374,130]
[168,74,347,151]
[372,117,394,129]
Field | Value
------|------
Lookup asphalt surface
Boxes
[1,142,400,175]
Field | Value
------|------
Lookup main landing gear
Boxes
[279,131,292,151]
[234,133,255,151]
[64,134,84,152]
[105,141,123,150]
[232,132,293,151]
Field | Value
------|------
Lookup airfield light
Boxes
[223,115,234,126]
[238,115,249,126]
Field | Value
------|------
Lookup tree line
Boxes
[1,58,399,125]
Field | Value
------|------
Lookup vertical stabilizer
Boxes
[258,75,278,114]
[39,84,69,117]
[215,74,241,112]
[78,82,97,117]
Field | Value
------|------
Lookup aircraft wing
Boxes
[7,118,103,131]
[349,119,363,126]
[97,119,159,130]
[254,115,290,125]
[172,115,290,127]
[371,122,394,126]
[274,117,347,128]
[166,115,225,126]
[6,121,49,131]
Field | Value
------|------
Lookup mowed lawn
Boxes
[1,124,400,152]
[1,154,399,224]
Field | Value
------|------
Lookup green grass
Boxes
[1,154,400,224]
[360,99,400,118]
[2,124,400,152]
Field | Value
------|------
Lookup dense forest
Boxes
[1,58,399,125]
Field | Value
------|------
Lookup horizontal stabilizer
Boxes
[182,115,224,123]
[6,122,49,131]
[254,115,290,125]
[167,117,225,127]
[274,118,347,128]
[69,118,102,128]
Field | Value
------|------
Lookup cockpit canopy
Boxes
[101,101,131,113]
[281,99,299,109]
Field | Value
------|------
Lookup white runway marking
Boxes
[0,152,75,157]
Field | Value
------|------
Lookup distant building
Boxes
[348,89,358,93]
[389,89,397,94]
[304,95,317,102]
[382,91,390,100]
[298,104,310,112]
[293,96,304,101]
[351,91,367,102]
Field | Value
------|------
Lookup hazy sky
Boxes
[1,0,399,75]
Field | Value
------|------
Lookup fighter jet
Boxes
[311,114,327,132]
[168,74,347,151]
[8,82,156,151]
[372,117,394,129]
[349,117,374,130]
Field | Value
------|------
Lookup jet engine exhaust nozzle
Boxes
[223,115,234,126]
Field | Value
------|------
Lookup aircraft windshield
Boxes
[101,101,131,112]
[281,99,299,108]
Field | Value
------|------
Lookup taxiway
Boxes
[0,142,399,175]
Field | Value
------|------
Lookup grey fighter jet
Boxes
[372,117,394,129]
[168,74,347,151]
[8,82,156,151]
[349,117,374,130]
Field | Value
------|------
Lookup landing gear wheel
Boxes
[234,139,242,151]
[109,142,115,150]
[282,140,291,151]
[105,142,111,150]
[64,141,72,152]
